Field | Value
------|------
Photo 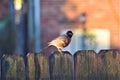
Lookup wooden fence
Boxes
[0,50,120,80]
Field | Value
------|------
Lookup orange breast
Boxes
[64,38,71,47]
[49,36,71,48]
[55,41,65,48]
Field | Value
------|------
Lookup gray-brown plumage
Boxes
[48,30,73,52]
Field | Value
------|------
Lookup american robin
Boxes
[48,30,73,52]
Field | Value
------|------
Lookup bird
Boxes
[48,30,73,53]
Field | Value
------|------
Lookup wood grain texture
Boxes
[114,50,120,80]
[0,50,120,80]
[49,51,74,80]
[2,55,17,80]
[1,55,26,80]
[74,50,97,80]
[36,53,50,80]
[27,53,35,80]
[16,55,26,80]
[98,50,120,80]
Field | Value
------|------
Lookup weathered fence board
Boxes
[74,50,97,80]
[15,55,26,80]
[116,51,120,80]
[2,55,17,80]
[49,51,74,80]
[27,53,50,80]
[1,55,26,80]
[36,53,50,80]
[0,50,120,80]
[27,53,35,80]
[97,50,108,80]
[98,50,120,80]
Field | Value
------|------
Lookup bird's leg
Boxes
[58,48,63,54]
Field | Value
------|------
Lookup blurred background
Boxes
[0,0,120,56]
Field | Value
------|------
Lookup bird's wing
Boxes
[48,35,67,47]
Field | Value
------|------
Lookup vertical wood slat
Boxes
[74,50,97,80]
[97,50,108,80]
[36,53,50,80]
[87,51,98,80]
[27,53,50,80]
[49,51,74,80]
[27,53,35,80]
[98,50,120,80]
[1,55,26,80]
[116,51,120,80]
[16,55,26,80]
[2,55,17,80]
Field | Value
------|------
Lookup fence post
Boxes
[49,51,74,80]
[98,50,120,80]
[74,50,97,80]
[1,55,26,80]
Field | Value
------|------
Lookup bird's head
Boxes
[66,30,73,38]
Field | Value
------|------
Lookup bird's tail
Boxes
[40,45,52,52]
